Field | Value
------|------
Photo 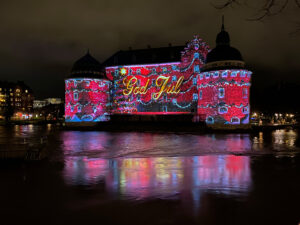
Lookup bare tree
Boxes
[213,0,300,21]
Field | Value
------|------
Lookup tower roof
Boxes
[69,51,107,79]
[205,17,243,65]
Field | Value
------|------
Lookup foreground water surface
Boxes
[0,125,299,225]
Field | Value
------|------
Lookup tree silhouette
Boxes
[213,0,300,20]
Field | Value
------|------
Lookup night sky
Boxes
[0,0,299,99]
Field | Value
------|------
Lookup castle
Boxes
[65,21,252,129]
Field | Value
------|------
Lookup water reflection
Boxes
[63,155,251,203]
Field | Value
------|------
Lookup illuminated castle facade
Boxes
[65,22,252,128]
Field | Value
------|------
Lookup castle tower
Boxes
[65,51,111,125]
[197,18,252,128]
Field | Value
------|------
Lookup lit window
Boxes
[172,76,177,82]
[205,73,210,79]
[231,117,240,124]
[152,68,156,74]
[218,106,228,114]
[25,90,28,93]
[114,70,119,76]
[206,116,214,124]
[194,65,200,73]
[193,77,197,85]
[199,90,203,100]
[242,106,249,114]
[240,71,246,77]
[231,71,238,77]
[213,71,219,78]
[221,71,228,77]
[218,88,225,98]
[163,105,167,112]
[193,93,198,101]
[74,92,78,101]
[93,106,97,113]
[243,88,248,98]
[152,79,156,86]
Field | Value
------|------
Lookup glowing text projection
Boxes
[123,75,184,100]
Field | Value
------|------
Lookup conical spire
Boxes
[221,15,225,31]
[216,16,230,46]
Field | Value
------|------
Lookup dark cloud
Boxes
[0,0,299,98]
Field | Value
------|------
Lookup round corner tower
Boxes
[198,19,252,128]
[65,51,111,123]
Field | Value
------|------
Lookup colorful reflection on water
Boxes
[63,155,251,203]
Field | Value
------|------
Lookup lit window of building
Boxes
[218,88,225,98]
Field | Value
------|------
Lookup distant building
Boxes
[45,98,62,105]
[0,81,34,120]
[33,100,47,109]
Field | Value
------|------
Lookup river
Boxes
[0,125,299,225]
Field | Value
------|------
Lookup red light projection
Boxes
[105,36,210,114]
[65,78,111,122]
[197,69,251,125]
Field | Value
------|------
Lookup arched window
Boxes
[206,116,214,124]
[242,106,249,114]
[231,117,240,124]
[218,106,228,114]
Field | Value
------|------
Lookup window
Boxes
[193,77,197,85]
[74,92,78,101]
[241,71,246,77]
[199,74,203,80]
[93,106,97,113]
[152,68,156,74]
[231,71,238,77]
[199,90,203,100]
[221,71,228,78]
[194,65,200,73]
[172,75,177,82]
[243,88,248,98]
[193,93,198,101]
[136,69,141,75]
[213,71,219,78]
[152,79,156,86]
[231,117,240,124]
[218,88,225,98]
[162,67,167,73]
[218,106,228,114]
[163,105,167,112]
[242,106,249,114]
[205,73,210,79]
[78,106,81,113]
[206,116,214,124]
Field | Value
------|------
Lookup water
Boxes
[0,125,299,225]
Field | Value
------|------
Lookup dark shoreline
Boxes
[0,120,298,133]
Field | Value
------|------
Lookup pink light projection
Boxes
[105,36,210,114]
[65,78,111,122]
[197,69,251,125]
